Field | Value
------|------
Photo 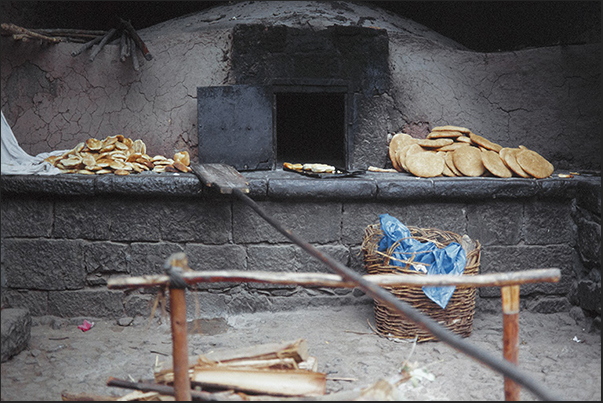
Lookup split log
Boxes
[191,367,326,397]
[155,339,313,383]
[203,338,309,364]
[107,268,561,290]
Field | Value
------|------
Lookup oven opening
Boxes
[276,92,346,168]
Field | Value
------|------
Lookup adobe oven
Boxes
[198,24,389,171]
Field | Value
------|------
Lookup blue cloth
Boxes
[377,214,466,309]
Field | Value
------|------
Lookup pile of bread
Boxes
[389,125,554,178]
[45,135,191,175]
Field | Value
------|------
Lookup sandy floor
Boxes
[1,304,600,401]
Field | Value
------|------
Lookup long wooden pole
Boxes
[107,268,561,290]
[169,287,192,401]
[502,285,521,401]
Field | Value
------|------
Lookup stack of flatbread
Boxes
[44,135,191,175]
[388,125,554,178]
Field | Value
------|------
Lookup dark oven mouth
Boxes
[197,80,352,171]
[275,91,346,168]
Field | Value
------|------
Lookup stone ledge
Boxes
[1,170,598,202]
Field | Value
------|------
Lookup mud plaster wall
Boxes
[1,29,232,163]
[0,2,600,171]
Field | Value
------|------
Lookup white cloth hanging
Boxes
[1,110,66,175]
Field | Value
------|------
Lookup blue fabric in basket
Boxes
[377,214,466,309]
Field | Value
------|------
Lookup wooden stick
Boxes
[89,28,117,61]
[1,23,62,43]
[107,268,561,290]
[119,31,128,62]
[169,287,192,401]
[71,34,104,57]
[129,36,140,71]
[106,377,215,401]
[120,18,153,60]
[501,285,521,401]
[32,28,107,37]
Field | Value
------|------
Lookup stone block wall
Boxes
[2,172,599,330]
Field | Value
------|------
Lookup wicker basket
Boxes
[361,223,481,342]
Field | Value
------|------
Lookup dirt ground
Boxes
[1,304,600,401]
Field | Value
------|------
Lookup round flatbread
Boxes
[516,149,554,178]
[500,148,530,178]
[417,138,454,148]
[468,132,503,152]
[481,149,512,178]
[427,130,463,139]
[389,133,414,172]
[406,151,445,177]
[445,151,463,176]
[453,146,485,177]
[85,138,102,151]
[438,142,470,152]
[431,125,472,134]
[455,135,472,144]
[398,143,423,172]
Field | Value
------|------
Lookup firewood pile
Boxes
[1,18,151,70]
[61,338,402,401]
